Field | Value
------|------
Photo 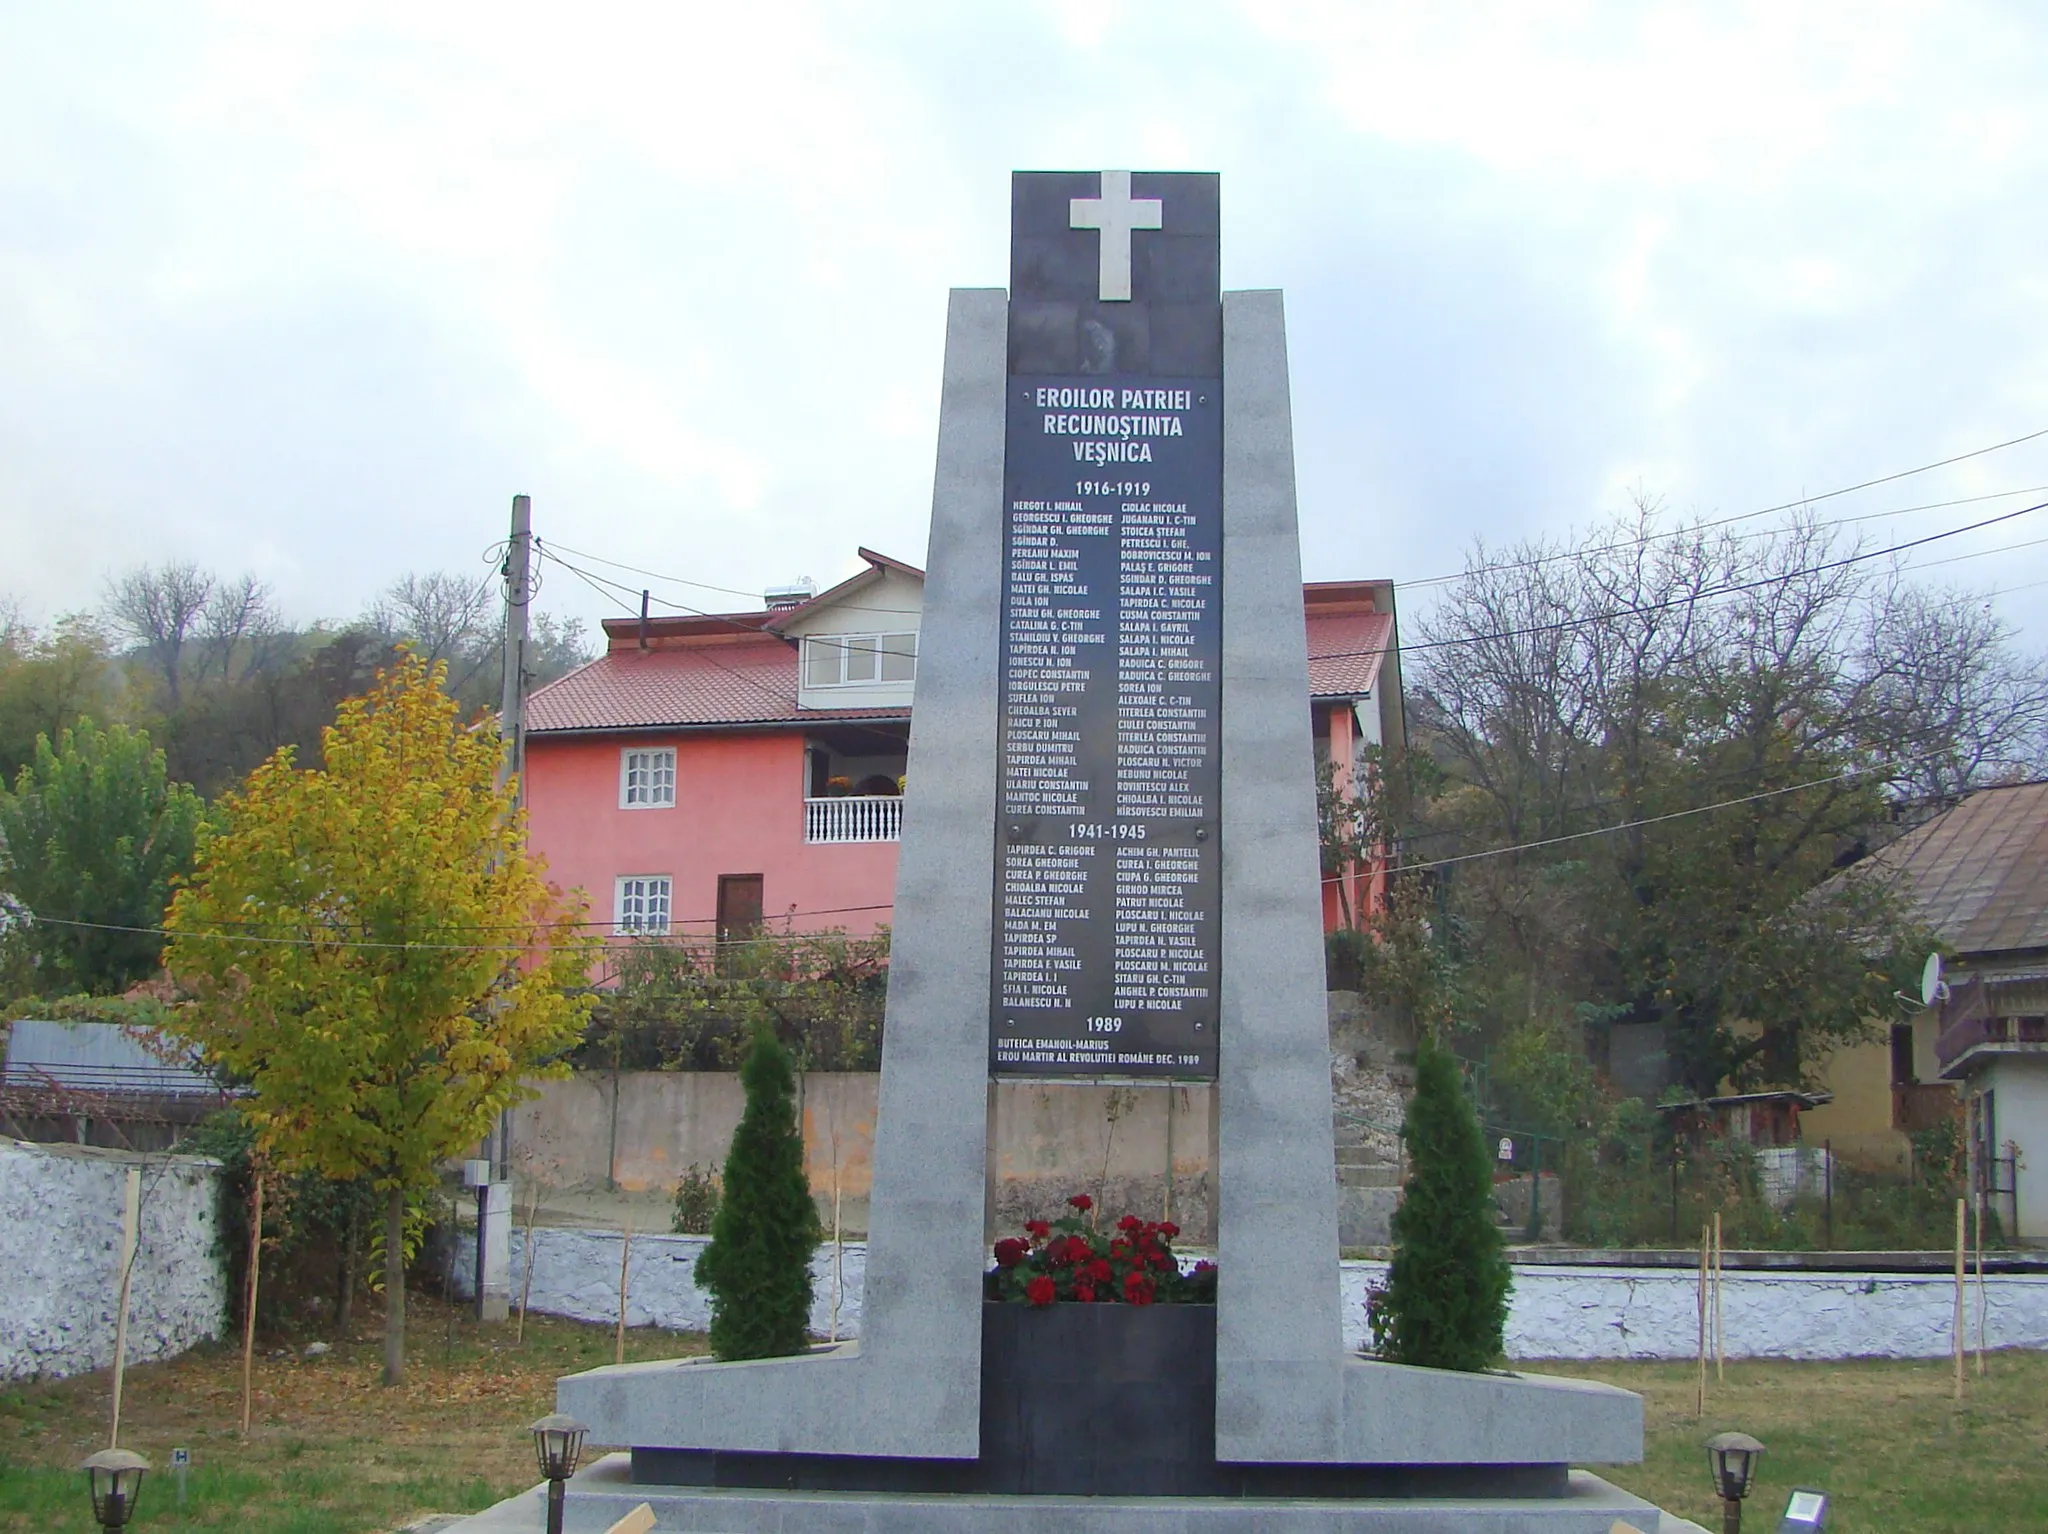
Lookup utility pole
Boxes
[499,493,533,806]
[478,493,533,1322]
[493,491,532,1186]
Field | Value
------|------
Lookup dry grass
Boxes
[5,1310,2043,1532]
[0,1296,702,1534]
[1550,1350,2048,1533]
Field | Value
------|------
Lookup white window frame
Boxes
[803,631,918,688]
[619,746,676,809]
[614,875,673,935]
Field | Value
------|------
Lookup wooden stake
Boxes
[615,1223,632,1366]
[1975,1186,1987,1376]
[515,1183,540,1345]
[1712,1211,1724,1383]
[1695,1224,1708,1418]
[830,1159,844,1344]
[1953,1197,1966,1402]
[240,1171,264,1440]
[108,1166,140,1447]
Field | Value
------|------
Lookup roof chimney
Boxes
[763,577,817,612]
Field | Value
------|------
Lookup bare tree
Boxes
[0,596,28,650]
[368,572,498,697]
[1851,580,2048,805]
[197,575,282,684]
[105,562,214,706]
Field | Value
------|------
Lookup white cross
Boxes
[1069,170,1163,303]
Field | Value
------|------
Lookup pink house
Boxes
[522,550,1402,950]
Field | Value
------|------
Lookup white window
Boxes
[804,632,917,687]
[614,875,672,935]
[620,747,676,808]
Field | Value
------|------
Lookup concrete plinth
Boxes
[450,1454,1708,1533]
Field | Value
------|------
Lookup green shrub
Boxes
[670,1166,721,1235]
[1369,1038,1511,1371]
[693,1022,821,1359]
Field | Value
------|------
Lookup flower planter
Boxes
[978,1299,1217,1495]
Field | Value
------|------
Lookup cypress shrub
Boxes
[695,1021,822,1359]
[1370,1037,1511,1371]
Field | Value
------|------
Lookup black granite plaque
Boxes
[991,172,1223,1080]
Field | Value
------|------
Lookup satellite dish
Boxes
[1920,953,1949,1008]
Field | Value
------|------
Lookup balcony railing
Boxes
[806,794,903,844]
[1936,1012,2048,1074]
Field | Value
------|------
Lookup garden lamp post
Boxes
[80,1447,150,1531]
[1705,1430,1765,1534]
[529,1412,588,1534]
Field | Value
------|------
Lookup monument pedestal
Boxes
[452,1453,1711,1533]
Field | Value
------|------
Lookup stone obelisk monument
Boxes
[479,171,1670,1534]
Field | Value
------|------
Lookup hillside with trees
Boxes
[0,563,592,1009]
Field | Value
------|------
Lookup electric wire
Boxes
[1397,426,2048,590]
[30,902,899,953]
[1310,500,2048,664]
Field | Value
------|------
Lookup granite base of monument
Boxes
[449,1454,1713,1533]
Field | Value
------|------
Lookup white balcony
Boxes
[805,794,903,844]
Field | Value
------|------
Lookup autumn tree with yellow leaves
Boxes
[164,654,596,1385]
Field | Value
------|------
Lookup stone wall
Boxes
[462,1227,869,1340]
[503,993,1411,1247]
[472,1225,2048,1362]
[0,1139,226,1381]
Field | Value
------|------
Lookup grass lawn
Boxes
[0,1296,703,1534]
[4,1305,2042,1533]
[1544,1351,2048,1533]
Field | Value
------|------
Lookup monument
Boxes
[457,171,1689,1532]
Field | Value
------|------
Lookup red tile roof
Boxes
[533,582,1396,733]
[526,634,908,733]
[1307,610,1392,698]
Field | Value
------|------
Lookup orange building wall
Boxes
[524,731,901,937]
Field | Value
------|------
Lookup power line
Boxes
[1399,428,2048,590]
[1390,770,1860,874]
[1315,500,2048,664]
[534,540,764,603]
[33,901,900,953]
[1900,532,2048,576]
[1330,757,1941,887]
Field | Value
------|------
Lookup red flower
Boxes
[1158,1222,1180,1240]
[1123,1271,1156,1305]
[1109,1239,1131,1261]
[1075,1282,1096,1303]
[1117,1214,1142,1233]
[993,1237,1029,1268]
[1150,1251,1174,1271]
[1068,1193,1093,1212]
[1026,1275,1056,1307]
[1046,1236,1070,1266]
[1025,1220,1051,1239]
[1089,1258,1113,1282]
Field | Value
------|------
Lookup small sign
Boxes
[1780,1489,1829,1530]
[170,1447,190,1468]
[1497,1137,1514,1162]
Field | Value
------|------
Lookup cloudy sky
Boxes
[7,2,2048,649]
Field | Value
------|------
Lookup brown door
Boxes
[716,874,764,945]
